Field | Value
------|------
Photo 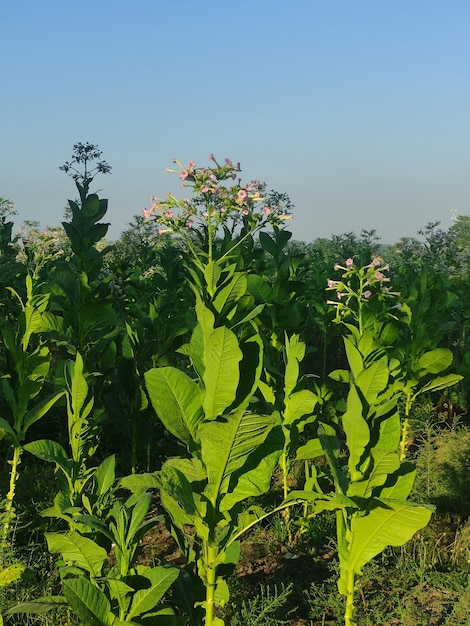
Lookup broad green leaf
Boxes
[257,379,275,404]
[213,273,247,316]
[158,466,198,527]
[286,491,357,513]
[295,438,324,460]
[0,416,17,440]
[284,389,317,426]
[329,368,350,384]
[62,577,113,626]
[145,367,203,445]
[220,424,283,511]
[347,449,400,499]
[23,439,71,475]
[343,336,363,379]
[127,493,153,545]
[203,260,222,295]
[380,462,417,500]
[232,335,263,411]
[355,360,388,403]
[119,472,161,494]
[163,457,207,484]
[202,327,242,419]
[200,410,275,503]
[338,500,433,596]
[419,373,463,394]
[6,596,67,615]
[317,422,348,494]
[67,352,89,418]
[127,566,179,619]
[284,334,305,398]
[416,348,453,375]
[94,455,116,497]
[376,407,401,452]
[23,390,65,431]
[46,531,107,578]
[342,386,370,478]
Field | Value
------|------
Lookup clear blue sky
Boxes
[2,1,470,244]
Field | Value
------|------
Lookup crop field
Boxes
[0,145,470,625]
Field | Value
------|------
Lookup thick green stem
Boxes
[2,445,22,547]
[204,543,217,626]
[399,394,413,461]
[344,568,356,626]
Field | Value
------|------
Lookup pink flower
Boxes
[142,208,152,219]
[374,271,385,280]
[345,258,354,267]
[188,160,196,169]
[179,169,189,181]
[225,158,233,166]
[237,189,248,201]
[363,290,372,299]
[371,257,381,267]
[200,185,210,193]
[164,209,174,218]
[262,206,272,216]
[208,153,215,161]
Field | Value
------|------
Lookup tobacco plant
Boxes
[8,492,183,625]
[317,256,462,625]
[122,295,285,626]
[0,274,65,546]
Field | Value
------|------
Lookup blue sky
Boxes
[2,1,470,244]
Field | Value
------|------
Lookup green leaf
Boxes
[284,334,305,398]
[23,439,70,475]
[355,360,389,403]
[220,424,283,511]
[318,422,348,494]
[213,273,247,316]
[23,390,66,431]
[342,386,370,478]
[62,577,113,625]
[343,336,363,379]
[46,531,107,578]
[94,455,115,497]
[295,438,325,461]
[200,410,275,503]
[416,348,453,375]
[284,389,317,426]
[419,373,463,394]
[202,326,242,419]
[145,367,203,445]
[6,596,68,615]
[338,500,433,596]
[328,369,350,384]
[347,450,400,499]
[127,566,179,619]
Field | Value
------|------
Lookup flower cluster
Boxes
[326,256,402,329]
[60,142,112,186]
[142,156,293,236]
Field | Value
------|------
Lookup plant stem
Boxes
[344,568,356,626]
[205,543,217,626]
[2,445,22,547]
[399,393,413,461]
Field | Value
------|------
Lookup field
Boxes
[0,146,470,625]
